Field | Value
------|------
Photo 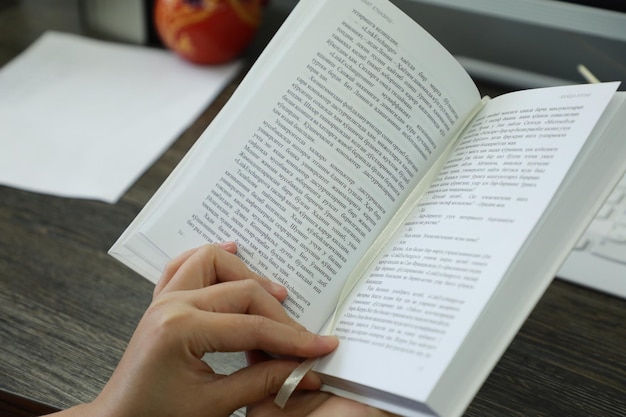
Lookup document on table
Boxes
[0,31,242,203]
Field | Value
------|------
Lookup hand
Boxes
[49,243,338,417]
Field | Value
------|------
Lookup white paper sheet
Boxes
[0,31,242,203]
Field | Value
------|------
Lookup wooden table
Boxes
[1,2,625,416]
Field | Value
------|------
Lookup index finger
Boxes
[155,244,286,301]
[154,242,236,296]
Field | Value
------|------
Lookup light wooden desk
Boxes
[1,1,625,416]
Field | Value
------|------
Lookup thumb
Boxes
[207,359,323,412]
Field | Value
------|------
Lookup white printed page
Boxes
[117,0,482,332]
[314,82,619,404]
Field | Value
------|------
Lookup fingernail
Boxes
[300,371,323,389]
[218,241,237,252]
[320,335,340,349]
[270,282,288,297]
[271,281,286,290]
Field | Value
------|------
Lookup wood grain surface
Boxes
[0,1,624,416]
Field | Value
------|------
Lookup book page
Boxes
[117,0,481,331]
[315,82,619,403]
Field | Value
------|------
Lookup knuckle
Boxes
[146,299,192,334]
[230,279,265,301]
[247,313,269,335]
[264,369,285,396]
[198,243,220,259]
[239,278,263,292]
[161,259,179,278]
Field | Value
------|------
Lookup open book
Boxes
[109,0,626,415]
